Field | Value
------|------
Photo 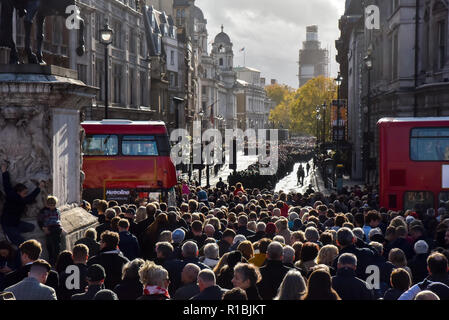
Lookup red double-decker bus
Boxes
[81,120,177,204]
[378,117,449,212]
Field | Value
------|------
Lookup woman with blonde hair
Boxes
[237,241,254,261]
[137,261,170,300]
[135,206,147,223]
[317,245,339,275]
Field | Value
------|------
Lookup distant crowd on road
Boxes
[2,160,449,300]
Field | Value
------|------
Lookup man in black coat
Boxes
[332,253,374,300]
[87,231,129,290]
[217,229,235,257]
[3,239,58,291]
[409,240,430,284]
[333,228,375,281]
[236,215,255,238]
[368,241,395,297]
[174,263,200,300]
[71,264,105,300]
[257,242,291,300]
[117,219,140,261]
[95,208,116,241]
[1,165,43,246]
[57,244,89,300]
[190,269,227,300]
[247,222,266,243]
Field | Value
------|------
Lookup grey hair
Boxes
[305,227,319,243]
[274,269,306,300]
[267,241,284,261]
[338,253,357,266]
[282,245,295,264]
[273,235,286,245]
[256,222,266,232]
[122,258,145,280]
[182,241,198,258]
[353,228,365,241]
[204,243,219,260]
[138,261,169,287]
[198,269,216,284]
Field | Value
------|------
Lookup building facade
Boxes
[298,25,329,87]
[337,0,449,183]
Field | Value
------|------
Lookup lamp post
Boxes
[198,110,204,186]
[334,73,343,161]
[322,102,327,147]
[364,52,373,185]
[316,106,321,147]
[100,21,113,119]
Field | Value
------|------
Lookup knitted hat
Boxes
[172,228,185,244]
[87,264,106,282]
[414,240,429,255]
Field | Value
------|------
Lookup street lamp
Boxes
[316,106,321,147]
[364,52,373,184]
[100,20,113,119]
[334,72,343,161]
[322,102,327,146]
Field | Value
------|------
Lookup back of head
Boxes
[390,268,411,291]
[100,231,120,250]
[337,253,357,268]
[204,243,220,260]
[275,269,306,300]
[183,263,201,283]
[427,252,449,275]
[198,269,216,286]
[19,239,42,261]
[29,259,51,278]
[85,228,97,240]
[122,258,145,280]
[305,227,319,243]
[222,287,248,300]
[156,242,174,259]
[138,261,169,287]
[282,245,295,264]
[182,241,198,259]
[267,241,284,261]
[93,289,119,300]
[414,240,429,255]
[414,290,440,300]
[336,227,354,247]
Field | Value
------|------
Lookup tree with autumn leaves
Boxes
[267,76,337,140]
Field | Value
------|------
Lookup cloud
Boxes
[196,0,346,88]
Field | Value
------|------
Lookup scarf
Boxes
[143,285,170,299]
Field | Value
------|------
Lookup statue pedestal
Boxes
[0,65,98,257]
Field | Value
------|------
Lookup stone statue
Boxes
[0,0,85,64]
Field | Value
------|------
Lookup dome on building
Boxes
[214,25,231,44]
[192,5,205,21]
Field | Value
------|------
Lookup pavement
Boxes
[275,159,316,194]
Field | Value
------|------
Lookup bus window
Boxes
[410,128,449,161]
[83,135,118,156]
[403,191,434,211]
[439,192,449,207]
[122,136,159,156]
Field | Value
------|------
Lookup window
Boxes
[83,135,118,156]
[95,59,104,102]
[140,71,147,106]
[122,136,159,156]
[170,50,175,65]
[403,191,434,211]
[77,64,87,84]
[410,128,449,161]
[219,58,223,66]
[129,31,136,54]
[392,33,398,80]
[113,20,122,49]
[113,64,123,104]
[129,69,135,106]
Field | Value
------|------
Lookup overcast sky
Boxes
[195,0,346,89]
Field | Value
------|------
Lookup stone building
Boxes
[298,25,329,87]
[235,67,273,131]
[336,0,449,183]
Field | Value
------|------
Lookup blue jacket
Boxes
[118,231,140,261]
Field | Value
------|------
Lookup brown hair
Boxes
[390,268,411,291]
[19,239,42,261]
[100,231,120,250]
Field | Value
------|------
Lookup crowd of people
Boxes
[2,161,449,300]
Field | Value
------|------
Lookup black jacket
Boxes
[95,221,112,241]
[409,253,429,284]
[383,288,405,300]
[174,282,200,300]
[118,231,140,261]
[333,244,375,280]
[371,254,396,289]
[247,231,266,243]
[217,239,231,257]
[3,263,59,291]
[74,237,100,258]
[1,172,40,227]
[57,263,88,300]
[385,238,414,260]
[190,285,226,300]
[113,278,143,300]
[257,260,291,300]
[87,249,129,290]
[236,226,255,238]
[217,267,234,290]
[245,285,262,300]
[331,268,374,300]
[71,284,104,300]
